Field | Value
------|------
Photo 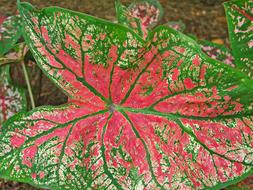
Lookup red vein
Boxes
[232,5,253,21]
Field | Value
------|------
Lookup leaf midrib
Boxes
[118,105,253,121]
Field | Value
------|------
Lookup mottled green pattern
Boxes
[224,0,253,77]
[0,65,26,127]
[166,21,186,32]
[0,15,22,56]
[199,40,235,67]
[115,0,143,37]
[116,0,163,38]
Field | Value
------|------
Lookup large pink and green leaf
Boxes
[0,2,253,189]
[224,0,253,77]
[0,65,27,127]
[0,14,22,56]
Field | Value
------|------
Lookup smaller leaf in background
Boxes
[225,175,253,190]
[0,16,7,25]
[0,42,26,67]
[224,0,253,77]
[0,14,22,56]
[0,65,27,127]
[166,20,186,32]
[179,34,235,68]
[116,0,163,38]
[115,0,143,36]
[199,39,235,67]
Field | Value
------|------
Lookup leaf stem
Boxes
[0,58,19,66]
[21,60,35,109]
[20,45,35,109]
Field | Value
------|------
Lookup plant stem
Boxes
[0,58,19,66]
[20,44,36,109]
[21,60,35,109]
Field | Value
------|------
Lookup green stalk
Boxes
[21,45,35,109]
[21,59,35,109]
[0,58,19,66]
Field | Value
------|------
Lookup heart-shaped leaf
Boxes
[0,16,7,25]
[0,2,253,189]
[0,14,22,56]
[224,0,253,77]
[226,175,253,190]
[199,39,235,67]
[0,65,26,127]
[166,21,186,32]
[116,0,163,38]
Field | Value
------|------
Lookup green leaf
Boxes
[0,65,27,127]
[226,175,253,190]
[0,15,22,56]
[0,2,253,190]
[166,24,234,67]
[115,0,143,37]
[166,21,186,32]
[198,39,235,67]
[224,0,253,77]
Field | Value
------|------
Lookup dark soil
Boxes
[0,0,232,189]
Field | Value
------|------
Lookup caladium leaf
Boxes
[199,39,235,67]
[0,16,7,25]
[0,14,22,56]
[166,24,234,67]
[226,175,253,190]
[1,2,253,189]
[0,65,26,127]
[166,21,186,32]
[115,0,143,37]
[224,0,253,77]
[116,0,163,38]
